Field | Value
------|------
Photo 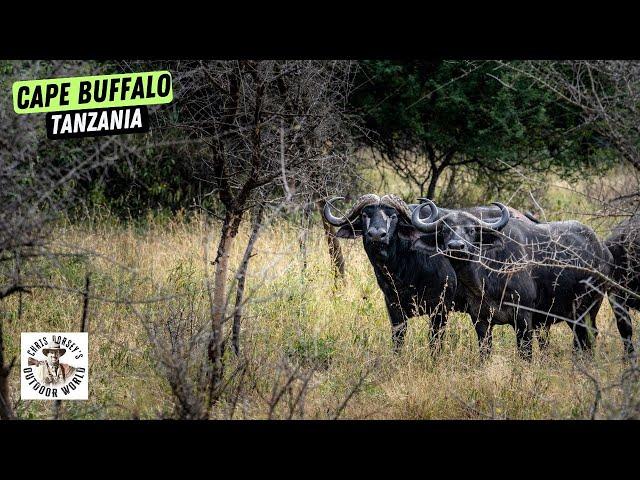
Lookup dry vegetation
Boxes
[2,166,639,420]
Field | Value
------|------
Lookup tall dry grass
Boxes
[3,168,639,419]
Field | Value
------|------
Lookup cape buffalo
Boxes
[605,216,640,358]
[411,200,612,360]
[322,194,535,353]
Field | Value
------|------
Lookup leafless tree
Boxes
[0,60,136,419]
[507,61,640,215]
[150,60,358,404]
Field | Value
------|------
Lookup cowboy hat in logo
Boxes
[21,333,88,400]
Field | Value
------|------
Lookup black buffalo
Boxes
[411,200,612,360]
[323,194,535,353]
[605,216,640,358]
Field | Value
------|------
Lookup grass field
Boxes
[3,169,640,419]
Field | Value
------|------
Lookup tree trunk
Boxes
[298,201,313,273]
[426,170,440,200]
[208,210,242,405]
[0,316,15,420]
[232,205,264,356]
[426,151,454,201]
[443,166,458,201]
[52,272,91,420]
[317,199,345,279]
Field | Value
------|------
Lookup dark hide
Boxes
[605,216,640,358]
[412,210,611,361]
[335,202,457,353]
[331,200,536,354]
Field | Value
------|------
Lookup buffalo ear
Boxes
[335,218,363,239]
[411,234,438,253]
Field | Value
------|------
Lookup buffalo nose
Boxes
[447,239,466,251]
[367,228,387,241]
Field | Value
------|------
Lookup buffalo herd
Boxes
[323,194,639,361]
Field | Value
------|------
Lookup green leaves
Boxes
[350,60,612,194]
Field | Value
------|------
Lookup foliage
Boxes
[350,60,615,198]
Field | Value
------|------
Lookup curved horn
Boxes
[323,194,381,226]
[323,197,347,226]
[411,199,443,233]
[417,197,454,216]
[476,202,510,231]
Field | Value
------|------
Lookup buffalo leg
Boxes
[572,324,594,354]
[386,299,408,353]
[474,320,493,361]
[570,312,596,355]
[514,313,533,361]
[610,294,635,359]
[571,295,603,355]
